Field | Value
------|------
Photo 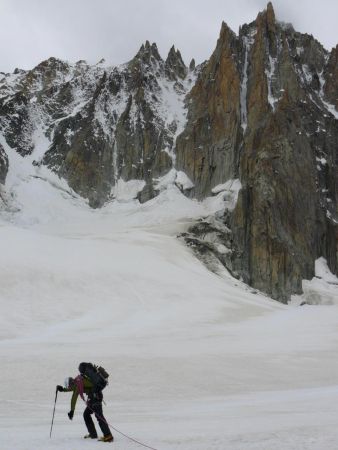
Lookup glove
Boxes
[68,410,74,420]
[56,385,64,392]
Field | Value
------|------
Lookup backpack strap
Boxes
[74,375,85,401]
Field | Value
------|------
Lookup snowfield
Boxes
[1,150,338,450]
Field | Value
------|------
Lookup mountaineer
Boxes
[57,362,113,442]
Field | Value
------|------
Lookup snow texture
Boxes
[154,168,194,193]
[290,258,338,306]
[112,179,146,202]
[211,178,242,211]
[1,122,338,450]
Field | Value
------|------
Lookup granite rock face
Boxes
[233,4,337,301]
[0,46,196,206]
[176,2,338,301]
[0,2,337,301]
[176,22,241,198]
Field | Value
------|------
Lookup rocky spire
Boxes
[256,2,275,24]
[189,58,196,71]
[133,41,162,66]
[212,21,238,62]
[255,1,276,49]
[165,45,187,80]
[175,18,241,198]
[266,2,275,26]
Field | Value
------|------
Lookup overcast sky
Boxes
[0,0,337,73]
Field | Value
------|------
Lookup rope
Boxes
[82,397,159,450]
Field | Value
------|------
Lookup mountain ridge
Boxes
[0,2,337,302]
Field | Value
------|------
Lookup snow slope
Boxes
[1,152,338,450]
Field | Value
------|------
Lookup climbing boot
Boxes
[84,434,98,439]
[98,434,114,442]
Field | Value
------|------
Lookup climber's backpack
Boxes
[79,362,109,392]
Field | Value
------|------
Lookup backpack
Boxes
[78,362,109,392]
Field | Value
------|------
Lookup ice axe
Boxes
[49,386,58,438]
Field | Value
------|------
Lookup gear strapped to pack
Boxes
[78,362,109,392]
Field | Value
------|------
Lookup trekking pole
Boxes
[49,387,58,438]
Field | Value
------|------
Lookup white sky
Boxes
[0,0,337,73]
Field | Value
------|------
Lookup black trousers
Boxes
[83,398,112,437]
